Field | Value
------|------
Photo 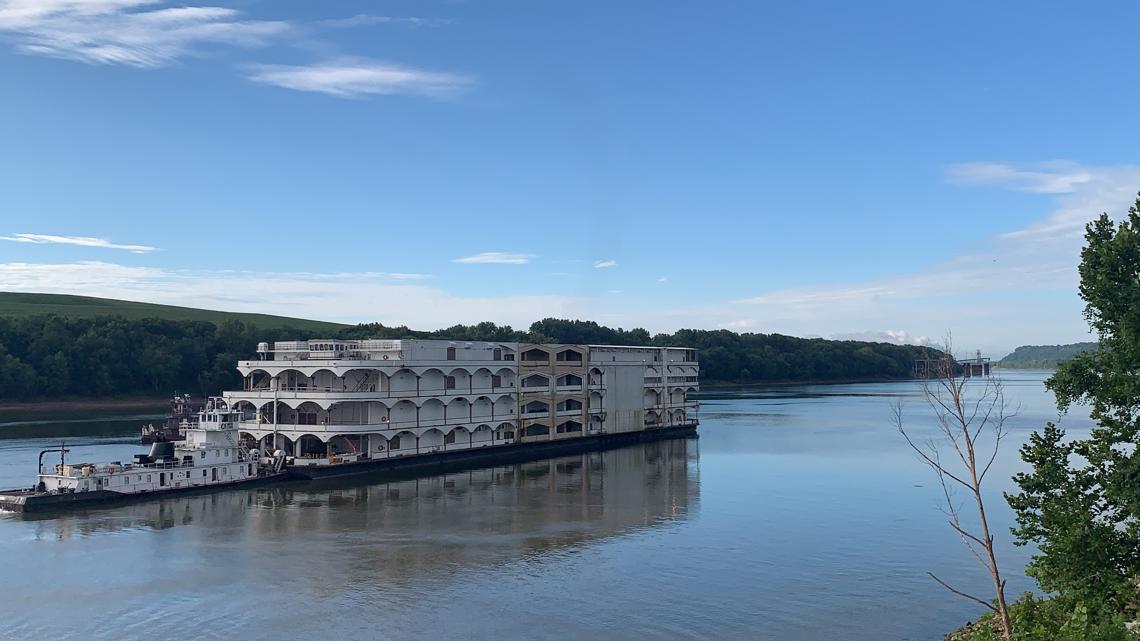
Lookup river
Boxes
[0,371,1086,641]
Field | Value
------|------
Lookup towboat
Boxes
[0,397,288,513]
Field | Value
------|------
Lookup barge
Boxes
[227,339,700,479]
[0,398,287,513]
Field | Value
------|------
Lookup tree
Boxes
[1008,201,1140,619]
[895,343,1014,639]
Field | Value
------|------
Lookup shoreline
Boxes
[0,395,171,416]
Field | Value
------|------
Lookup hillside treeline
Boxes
[996,342,1097,369]
[0,315,942,400]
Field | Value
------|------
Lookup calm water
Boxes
[0,371,1088,641]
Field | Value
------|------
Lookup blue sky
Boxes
[2,1,1139,355]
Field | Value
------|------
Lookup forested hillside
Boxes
[0,311,943,400]
[996,342,1097,369]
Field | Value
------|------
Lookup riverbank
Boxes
[0,395,170,417]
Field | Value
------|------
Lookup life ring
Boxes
[382,355,390,360]
[381,416,389,423]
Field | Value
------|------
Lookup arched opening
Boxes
[496,422,516,441]
[555,348,583,363]
[557,399,582,412]
[445,426,470,449]
[389,430,416,454]
[524,423,550,437]
[243,369,272,391]
[295,401,324,426]
[390,400,417,427]
[420,398,445,426]
[523,400,549,415]
[521,348,550,362]
[644,389,661,407]
[472,424,494,445]
[420,428,445,452]
[521,373,550,388]
[556,420,583,434]
[645,410,661,426]
[420,368,446,395]
[389,368,418,396]
[309,369,338,392]
[471,395,493,420]
[556,373,583,387]
[446,396,471,422]
[295,434,325,458]
[588,367,604,386]
[343,368,380,392]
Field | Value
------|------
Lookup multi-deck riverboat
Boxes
[0,398,287,513]
[225,339,700,478]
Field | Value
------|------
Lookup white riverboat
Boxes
[0,398,287,513]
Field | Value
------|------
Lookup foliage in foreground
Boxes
[997,199,1140,638]
[951,594,1136,641]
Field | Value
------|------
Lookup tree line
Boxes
[0,315,942,400]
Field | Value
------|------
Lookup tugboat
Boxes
[0,397,289,513]
[140,393,194,444]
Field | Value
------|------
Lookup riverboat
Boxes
[0,398,287,513]
[225,339,701,479]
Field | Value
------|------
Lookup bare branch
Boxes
[927,572,998,613]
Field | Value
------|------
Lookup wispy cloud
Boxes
[594,259,617,269]
[0,261,574,328]
[656,276,669,283]
[726,160,1139,352]
[0,0,288,67]
[319,14,448,29]
[452,252,533,265]
[247,58,472,98]
[0,233,157,253]
[829,330,932,346]
[945,160,1095,194]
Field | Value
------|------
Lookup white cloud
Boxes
[452,252,533,265]
[0,0,287,67]
[0,261,573,328]
[727,160,1138,353]
[657,276,668,283]
[0,233,157,253]
[594,259,617,269]
[248,58,472,98]
[829,330,932,346]
[320,14,446,29]
[719,319,755,329]
[945,161,1095,194]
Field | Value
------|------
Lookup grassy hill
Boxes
[997,342,1097,370]
[0,292,347,333]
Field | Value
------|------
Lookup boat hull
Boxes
[287,424,698,480]
[0,471,289,514]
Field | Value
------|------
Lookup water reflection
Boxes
[18,439,698,580]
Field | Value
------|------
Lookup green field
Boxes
[0,292,348,333]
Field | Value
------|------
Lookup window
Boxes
[446,346,456,360]
[492,374,502,387]
[390,435,401,450]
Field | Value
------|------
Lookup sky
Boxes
[1,1,1139,356]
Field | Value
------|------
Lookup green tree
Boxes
[1008,200,1140,621]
